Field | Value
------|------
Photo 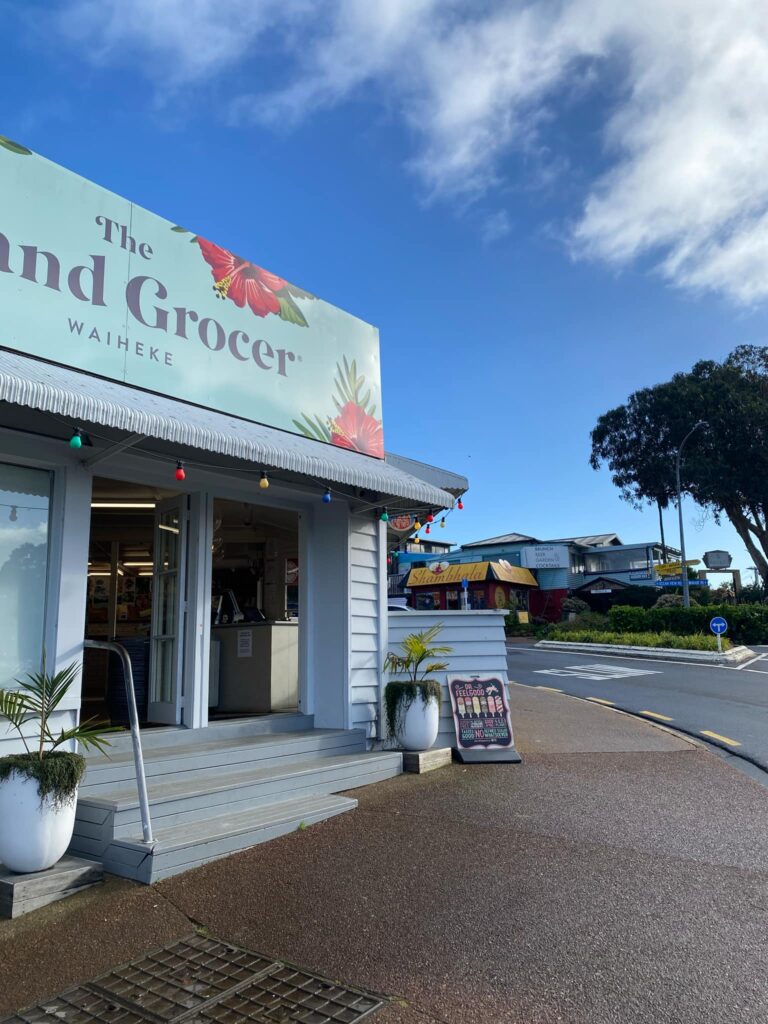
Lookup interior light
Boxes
[157,523,180,534]
[123,561,154,567]
[90,502,156,509]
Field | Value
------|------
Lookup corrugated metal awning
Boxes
[0,350,455,508]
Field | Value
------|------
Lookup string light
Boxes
[412,536,420,545]
[380,509,389,522]
[426,513,434,523]
[322,488,332,504]
[414,520,422,531]
[440,517,446,529]
[175,461,186,482]
[457,498,464,510]
[425,524,431,534]
[9,506,17,522]
[259,471,270,490]
[69,428,83,450]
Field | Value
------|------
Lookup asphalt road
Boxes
[506,641,768,772]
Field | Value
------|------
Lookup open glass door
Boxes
[148,496,188,724]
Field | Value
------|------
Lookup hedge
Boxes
[548,629,728,651]
[608,604,768,645]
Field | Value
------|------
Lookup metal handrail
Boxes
[83,639,154,844]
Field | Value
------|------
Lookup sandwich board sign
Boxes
[448,675,520,763]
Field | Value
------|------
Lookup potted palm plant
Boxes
[383,624,452,750]
[0,661,114,874]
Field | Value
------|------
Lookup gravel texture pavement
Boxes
[1,684,766,1023]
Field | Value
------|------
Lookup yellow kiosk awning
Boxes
[406,561,537,587]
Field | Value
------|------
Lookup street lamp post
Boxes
[675,420,707,609]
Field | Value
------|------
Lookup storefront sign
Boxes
[388,514,414,533]
[448,675,519,763]
[0,137,384,456]
[521,545,570,570]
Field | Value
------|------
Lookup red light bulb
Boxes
[457,499,464,510]
[425,524,431,534]
[175,461,186,482]
[426,513,434,523]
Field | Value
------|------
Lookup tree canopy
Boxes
[590,345,768,582]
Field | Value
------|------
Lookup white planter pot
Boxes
[397,696,440,751]
[0,770,77,873]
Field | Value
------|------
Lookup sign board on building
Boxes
[388,514,415,533]
[448,675,519,764]
[520,545,570,570]
[0,137,384,456]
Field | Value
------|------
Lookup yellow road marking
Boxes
[640,710,674,722]
[586,697,615,706]
[700,730,741,747]
[535,685,563,693]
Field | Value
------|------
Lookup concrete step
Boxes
[82,729,367,788]
[101,793,358,883]
[101,713,315,754]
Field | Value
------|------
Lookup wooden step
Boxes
[69,751,402,862]
[101,713,315,754]
[101,794,358,883]
[82,729,367,788]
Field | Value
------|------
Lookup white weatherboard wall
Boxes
[386,610,512,750]
[349,515,384,739]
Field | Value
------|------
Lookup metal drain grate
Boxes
[195,965,382,1023]
[2,935,384,1024]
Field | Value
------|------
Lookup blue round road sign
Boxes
[710,616,728,635]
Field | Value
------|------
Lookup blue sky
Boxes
[2,1,768,578]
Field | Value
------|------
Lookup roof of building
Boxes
[0,349,456,508]
[406,561,538,587]
[546,533,623,547]
[461,532,540,548]
[384,451,468,497]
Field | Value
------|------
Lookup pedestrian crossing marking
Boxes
[535,663,660,681]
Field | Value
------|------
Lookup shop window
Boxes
[470,590,486,610]
[0,463,52,689]
[415,591,440,611]
[446,589,460,610]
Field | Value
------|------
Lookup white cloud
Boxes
[57,0,768,303]
[481,211,512,245]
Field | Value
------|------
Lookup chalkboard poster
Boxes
[448,675,520,764]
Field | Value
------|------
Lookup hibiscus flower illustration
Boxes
[193,235,314,326]
[293,357,384,458]
[331,401,384,458]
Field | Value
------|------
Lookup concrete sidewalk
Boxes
[2,685,767,1023]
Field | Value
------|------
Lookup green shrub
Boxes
[561,596,590,614]
[548,629,728,651]
[653,593,685,608]
[552,612,609,633]
[608,603,768,644]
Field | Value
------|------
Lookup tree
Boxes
[590,345,768,585]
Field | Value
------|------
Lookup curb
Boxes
[535,639,756,666]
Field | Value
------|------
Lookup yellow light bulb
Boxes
[259,472,270,489]
[414,520,422,531]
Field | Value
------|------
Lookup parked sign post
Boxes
[710,616,728,655]
[460,577,469,611]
